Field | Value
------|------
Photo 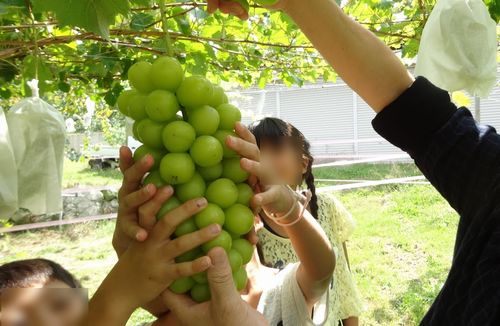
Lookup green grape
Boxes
[143,170,168,188]
[206,178,238,208]
[176,76,214,109]
[228,249,243,273]
[222,158,249,183]
[150,56,184,92]
[128,93,148,121]
[133,145,166,170]
[190,136,224,167]
[137,119,165,149]
[198,163,223,181]
[202,230,232,253]
[176,173,206,202]
[232,238,253,264]
[224,204,254,236]
[162,121,196,153]
[216,103,242,130]
[145,90,179,122]
[229,232,240,240]
[188,105,220,136]
[132,120,142,142]
[169,276,195,294]
[236,183,253,206]
[208,85,229,108]
[117,89,137,117]
[194,203,225,229]
[128,61,154,93]
[175,247,202,263]
[233,267,248,291]
[160,153,195,185]
[192,271,208,284]
[190,283,211,302]
[214,130,238,158]
[174,218,198,237]
[157,196,181,220]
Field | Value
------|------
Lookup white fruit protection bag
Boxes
[0,80,66,220]
[0,106,17,218]
[415,0,497,98]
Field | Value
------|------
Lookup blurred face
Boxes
[1,280,87,326]
[259,140,309,187]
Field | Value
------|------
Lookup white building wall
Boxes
[233,69,500,159]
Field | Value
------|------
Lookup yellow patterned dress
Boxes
[257,192,364,325]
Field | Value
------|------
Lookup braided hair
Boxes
[249,118,318,219]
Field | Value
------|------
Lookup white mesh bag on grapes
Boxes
[3,80,66,218]
[415,0,497,98]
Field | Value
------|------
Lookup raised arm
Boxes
[228,123,335,306]
[209,0,414,112]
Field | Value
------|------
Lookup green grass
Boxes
[0,163,459,325]
[63,159,122,188]
[337,184,457,325]
[314,162,421,181]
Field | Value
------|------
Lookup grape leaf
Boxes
[32,0,129,38]
[130,12,155,31]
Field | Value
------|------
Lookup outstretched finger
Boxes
[150,197,208,242]
[119,184,157,213]
[165,224,222,261]
[226,136,260,162]
[138,186,174,231]
[119,155,154,199]
[119,146,134,174]
[235,122,257,145]
[166,256,213,280]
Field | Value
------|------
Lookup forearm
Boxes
[87,290,134,326]
[284,205,335,283]
[87,266,136,326]
[283,0,413,112]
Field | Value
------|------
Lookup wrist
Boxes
[275,202,302,226]
[89,288,135,326]
[89,263,137,325]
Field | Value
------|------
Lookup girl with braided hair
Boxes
[249,117,363,326]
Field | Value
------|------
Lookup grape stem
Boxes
[158,0,174,57]
[25,0,39,80]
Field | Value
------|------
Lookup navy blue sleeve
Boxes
[372,77,500,218]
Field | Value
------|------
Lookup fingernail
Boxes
[196,198,207,207]
[201,257,212,268]
[210,224,221,234]
[162,186,173,195]
[144,184,154,194]
[227,136,235,145]
[141,154,151,164]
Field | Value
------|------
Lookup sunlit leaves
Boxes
[32,0,129,38]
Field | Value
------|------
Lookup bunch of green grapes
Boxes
[117,57,254,302]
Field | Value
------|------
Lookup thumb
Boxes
[207,247,239,302]
[161,290,195,315]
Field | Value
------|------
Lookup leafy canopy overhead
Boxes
[0,0,498,107]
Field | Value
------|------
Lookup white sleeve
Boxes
[258,263,330,326]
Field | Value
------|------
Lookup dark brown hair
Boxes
[0,259,81,292]
[249,117,318,219]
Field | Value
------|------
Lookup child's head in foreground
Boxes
[0,258,87,326]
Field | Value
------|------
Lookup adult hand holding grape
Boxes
[159,247,269,326]
[206,0,286,20]
[226,122,296,217]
